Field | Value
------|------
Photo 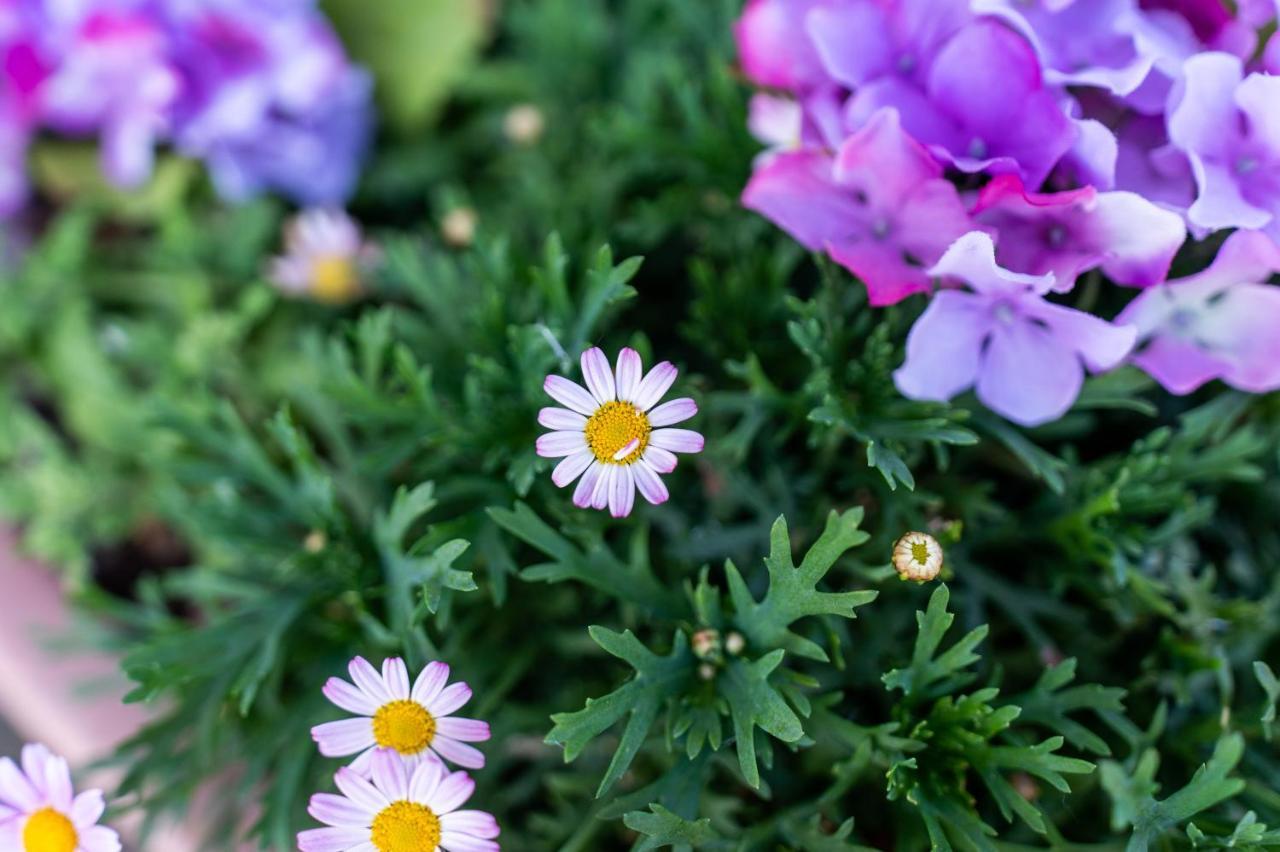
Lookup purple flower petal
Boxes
[432,737,486,770]
[432,771,477,815]
[743,150,866,252]
[975,320,1085,427]
[312,718,376,757]
[893,291,993,402]
[928,231,1056,297]
[429,682,473,717]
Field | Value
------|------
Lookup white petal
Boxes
[536,430,588,458]
[411,662,450,706]
[543,375,598,415]
[370,749,409,801]
[309,793,371,828]
[381,659,410,700]
[642,446,678,473]
[335,767,388,814]
[609,466,636,518]
[428,683,473,716]
[348,657,391,705]
[552,450,594,487]
[572,462,603,508]
[432,736,486,769]
[614,347,643,401]
[323,678,380,716]
[428,771,476,815]
[297,826,369,852]
[631,462,670,505]
[647,398,697,427]
[312,719,377,758]
[580,347,617,403]
[632,362,679,410]
[649,428,705,454]
[591,466,613,509]
[537,407,587,430]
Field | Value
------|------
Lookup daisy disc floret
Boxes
[298,750,499,852]
[537,347,705,518]
[0,744,121,852]
[312,657,491,775]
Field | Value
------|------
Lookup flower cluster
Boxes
[0,0,371,217]
[737,0,1280,425]
[301,656,499,852]
[0,743,121,852]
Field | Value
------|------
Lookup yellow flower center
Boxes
[23,808,78,852]
[911,542,930,565]
[584,401,650,464]
[309,255,361,303]
[371,801,442,852]
[373,700,436,755]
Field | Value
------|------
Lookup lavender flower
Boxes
[894,232,1137,426]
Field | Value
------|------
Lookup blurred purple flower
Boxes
[743,108,974,305]
[894,231,1137,426]
[1167,52,1280,241]
[973,173,1185,290]
[1118,229,1280,393]
[1113,112,1196,212]
[846,20,1075,186]
[733,0,833,91]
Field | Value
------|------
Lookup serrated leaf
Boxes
[883,584,986,701]
[624,804,720,850]
[719,651,805,788]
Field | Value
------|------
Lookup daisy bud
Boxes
[691,628,721,661]
[892,531,943,582]
[441,207,478,248]
[503,103,545,145]
[725,631,745,656]
[698,663,717,682]
[1011,772,1040,802]
[304,530,327,553]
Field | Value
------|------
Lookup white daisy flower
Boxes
[537,347,705,518]
[312,657,491,775]
[0,743,121,852]
[268,208,377,304]
[892,531,944,582]
[298,749,499,852]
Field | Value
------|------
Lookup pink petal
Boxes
[614,348,643,401]
[312,719,376,758]
[371,749,409,801]
[929,231,1056,296]
[411,661,450,706]
[428,682,473,717]
[572,462,603,508]
[647,398,697,427]
[538,407,587,430]
[649,429,705,454]
[742,150,862,253]
[430,771,476,815]
[631,462,670,506]
[381,658,410,700]
[609,465,636,518]
[536,431,587,458]
[591,465,613,510]
[335,767,389,814]
[543,375,598,415]
[552,450,594,487]
[297,826,369,852]
[432,736,486,769]
[436,718,491,742]
[580,347,617,404]
[1132,334,1232,395]
[632,362,679,410]
[77,826,123,852]
[441,810,501,840]
[348,657,391,705]
[309,793,372,828]
[323,678,380,716]
[0,757,39,810]
[409,756,446,803]
[439,834,499,852]
[71,790,106,829]
[642,447,678,473]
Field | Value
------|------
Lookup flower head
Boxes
[893,531,943,582]
[269,208,376,304]
[538,347,704,518]
[1118,229,1280,394]
[743,107,975,305]
[298,749,499,852]
[0,743,121,852]
[1168,52,1280,241]
[973,174,1185,290]
[894,231,1137,426]
[312,657,491,775]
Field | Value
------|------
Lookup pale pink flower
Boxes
[0,743,121,852]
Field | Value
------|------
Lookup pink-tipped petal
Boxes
[312,718,377,758]
[543,375,598,415]
[411,661,451,706]
[439,833,500,852]
[335,767,389,814]
[432,736,486,769]
[573,462,603,508]
[409,756,447,803]
[591,466,612,510]
[647,398,698,427]
[323,678,380,716]
[428,682,473,717]
[431,771,477,815]
[77,826,123,852]
[348,657,392,705]
[381,658,410,700]
[632,462,670,506]
[371,749,410,801]
[614,348,644,401]
[642,447,678,474]
[580,347,617,403]
[536,431,588,458]
[632,362,679,410]
[552,450,595,487]
[436,718,492,743]
[297,826,369,852]
[441,810,501,840]
[0,757,39,810]
[538,407,588,430]
[70,790,106,829]
[649,429,705,454]
[309,793,372,828]
[609,465,636,518]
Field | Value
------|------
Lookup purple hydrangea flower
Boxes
[1118,229,1280,393]
[1167,52,1280,240]
[973,173,1185,290]
[846,19,1076,186]
[894,231,1137,426]
[743,107,975,305]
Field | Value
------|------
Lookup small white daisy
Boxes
[892,531,944,582]
[0,743,121,852]
[312,657,491,775]
[268,208,377,304]
[537,347,705,518]
[298,750,499,852]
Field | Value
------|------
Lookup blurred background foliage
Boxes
[1,0,1279,849]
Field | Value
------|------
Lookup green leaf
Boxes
[546,628,694,797]
[322,0,489,131]
[883,584,986,701]
[1187,811,1280,849]
[1255,661,1278,741]
[725,510,876,662]
[719,651,806,788]
[624,804,720,850]
[1005,658,1126,755]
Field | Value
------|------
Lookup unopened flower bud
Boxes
[1011,772,1040,802]
[304,530,328,553]
[503,104,545,145]
[725,631,745,656]
[892,531,943,582]
[691,628,721,661]
[698,663,717,682]
[441,207,478,248]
